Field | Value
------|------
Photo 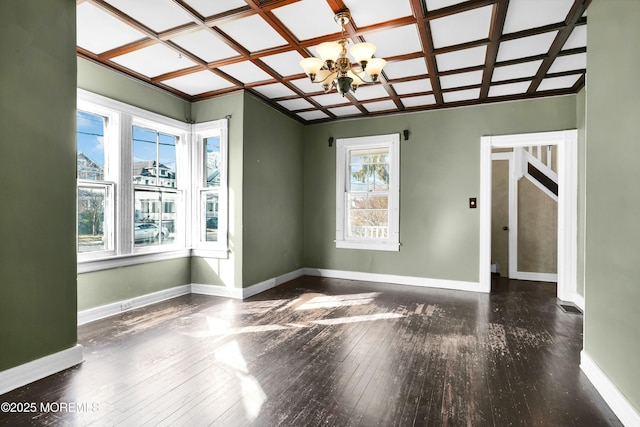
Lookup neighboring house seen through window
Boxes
[193,120,228,257]
[76,90,229,269]
[77,110,114,256]
[132,125,180,249]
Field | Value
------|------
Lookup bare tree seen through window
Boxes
[348,148,390,238]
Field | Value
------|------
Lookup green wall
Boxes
[0,0,77,370]
[76,68,304,302]
[78,58,190,122]
[78,259,190,311]
[584,1,640,412]
[191,92,245,289]
[191,92,305,289]
[76,57,194,309]
[241,94,305,286]
[303,96,576,283]
[78,260,191,312]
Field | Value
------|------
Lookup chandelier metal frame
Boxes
[299,10,386,96]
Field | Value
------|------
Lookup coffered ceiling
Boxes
[77,0,590,123]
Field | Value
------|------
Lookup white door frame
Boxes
[491,151,517,278]
[479,130,580,306]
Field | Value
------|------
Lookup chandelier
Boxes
[299,10,386,96]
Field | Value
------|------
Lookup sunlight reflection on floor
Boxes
[182,291,403,339]
[215,340,266,422]
[294,292,381,310]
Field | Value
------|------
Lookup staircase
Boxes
[515,145,558,201]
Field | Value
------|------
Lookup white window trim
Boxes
[335,133,400,251]
[77,249,191,274]
[77,89,194,272]
[131,121,188,254]
[76,99,119,262]
[76,181,116,260]
[192,119,229,258]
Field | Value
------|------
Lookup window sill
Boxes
[191,248,230,259]
[77,249,191,274]
[335,241,400,252]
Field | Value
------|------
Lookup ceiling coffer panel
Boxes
[76,0,589,124]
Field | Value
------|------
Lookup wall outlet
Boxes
[120,300,133,311]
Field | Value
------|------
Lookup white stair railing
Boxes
[516,146,558,202]
[525,145,556,172]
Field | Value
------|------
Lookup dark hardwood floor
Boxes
[0,276,622,426]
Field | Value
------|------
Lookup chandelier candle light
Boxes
[299,10,386,96]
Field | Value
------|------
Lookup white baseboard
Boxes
[0,344,84,396]
[78,268,486,326]
[191,283,243,299]
[193,267,483,300]
[303,268,486,293]
[512,271,558,282]
[192,268,307,300]
[557,294,584,312]
[242,268,306,299]
[569,292,585,311]
[79,269,487,326]
[78,284,191,325]
[580,351,640,427]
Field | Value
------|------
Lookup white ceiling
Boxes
[77,0,589,123]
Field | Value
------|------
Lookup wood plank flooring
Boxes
[0,276,622,426]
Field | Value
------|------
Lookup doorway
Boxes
[491,151,513,278]
[479,130,579,307]
[491,147,559,282]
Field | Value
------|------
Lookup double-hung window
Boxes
[76,106,117,258]
[336,133,400,251]
[77,89,194,270]
[192,120,228,257]
[132,123,183,250]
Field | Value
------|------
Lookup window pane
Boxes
[349,149,369,192]
[348,195,367,210]
[134,191,160,247]
[367,209,388,238]
[158,133,177,189]
[349,164,368,192]
[204,192,219,242]
[348,211,367,238]
[347,195,367,238]
[133,127,177,189]
[160,195,176,245]
[205,136,221,188]
[133,126,158,186]
[346,194,389,239]
[373,163,389,191]
[78,186,107,252]
[348,147,390,192]
[77,111,105,180]
[134,191,176,247]
[368,195,388,209]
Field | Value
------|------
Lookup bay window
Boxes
[77,90,228,271]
